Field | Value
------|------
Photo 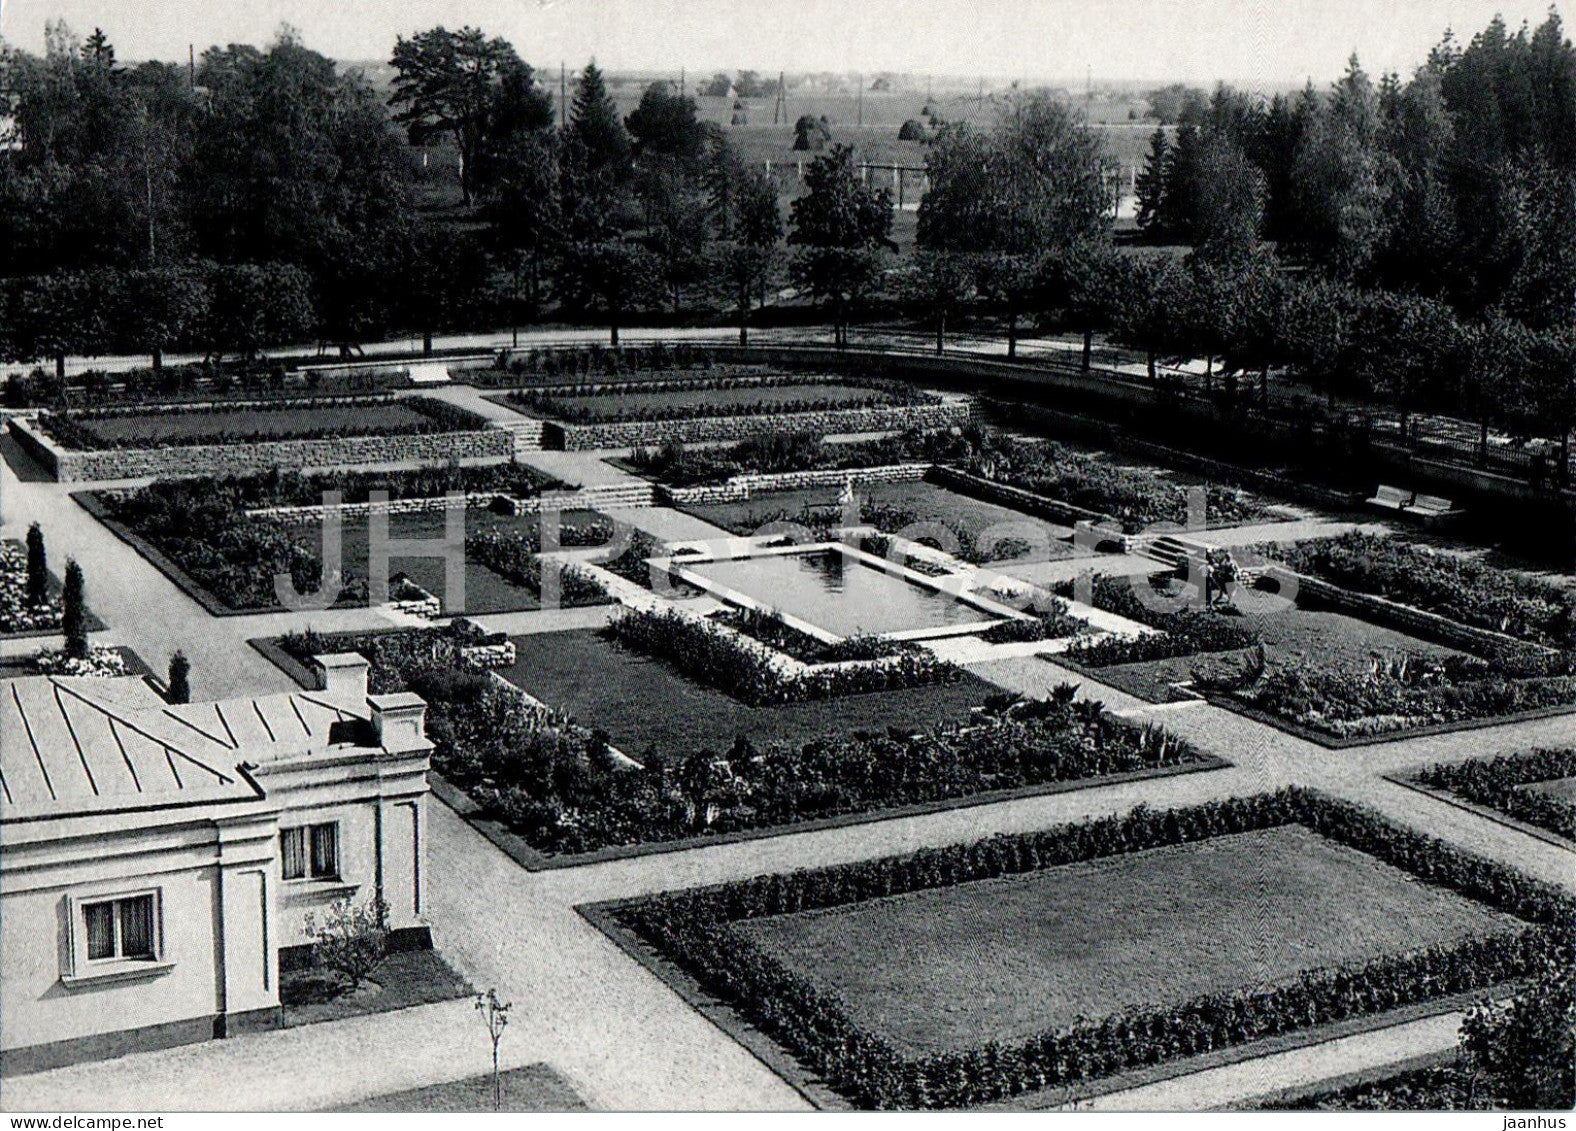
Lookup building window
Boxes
[281,822,340,881]
[81,894,157,962]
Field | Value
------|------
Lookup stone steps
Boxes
[541,482,658,510]
[490,419,546,454]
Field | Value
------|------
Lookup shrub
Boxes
[606,606,960,705]
[1416,749,1576,840]
[167,650,192,704]
[24,523,47,606]
[61,560,88,659]
[304,897,391,991]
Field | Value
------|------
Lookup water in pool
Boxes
[688,550,993,637]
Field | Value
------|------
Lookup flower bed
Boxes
[606,789,1571,1109]
[977,599,1090,644]
[0,541,62,635]
[1055,573,1259,664]
[630,430,927,488]
[465,521,616,608]
[1269,534,1576,650]
[713,607,908,664]
[37,395,489,450]
[1203,648,1576,740]
[900,427,1274,533]
[94,476,594,614]
[1413,749,1576,841]
[508,375,931,426]
[605,606,959,705]
[276,624,1206,857]
[480,341,721,383]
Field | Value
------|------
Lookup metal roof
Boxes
[0,676,373,823]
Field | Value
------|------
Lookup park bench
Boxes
[1365,484,1461,525]
[1367,484,1414,511]
[1409,493,1462,521]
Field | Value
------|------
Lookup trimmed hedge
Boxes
[606,605,960,705]
[1416,748,1576,841]
[616,788,1572,1109]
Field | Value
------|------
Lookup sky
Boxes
[0,0,1567,85]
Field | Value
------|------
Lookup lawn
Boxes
[70,401,436,445]
[309,506,613,615]
[280,948,472,1029]
[684,479,1078,562]
[500,628,992,763]
[1081,586,1468,703]
[736,824,1516,1057]
[333,1064,586,1112]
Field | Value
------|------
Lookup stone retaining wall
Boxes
[929,465,1116,528]
[1263,564,1555,659]
[10,414,513,483]
[546,401,967,451]
[659,462,932,505]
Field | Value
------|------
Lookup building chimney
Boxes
[368,692,430,755]
[313,653,369,703]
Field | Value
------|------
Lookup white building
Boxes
[0,654,433,1075]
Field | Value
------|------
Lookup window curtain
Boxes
[84,902,115,960]
[119,896,154,959]
[310,824,338,879]
[281,827,307,880]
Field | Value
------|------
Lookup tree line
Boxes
[0,16,1571,459]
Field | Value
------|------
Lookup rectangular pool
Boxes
[685,550,995,638]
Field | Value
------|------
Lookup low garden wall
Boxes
[545,401,968,451]
[660,462,931,505]
[929,465,1116,528]
[9,414,513,483]
[1262,564,1558,659]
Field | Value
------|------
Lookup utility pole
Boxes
[560,63,567,128]
[773,71,787,125]
[188,44,195,86]
[857,73,863,126]
[679,67,685,98]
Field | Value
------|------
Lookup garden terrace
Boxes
[681,478,1078,565]
[190,462,567,510]
[604,789,1571,1109]
[3,360,410,410]
[35,395,488,449]
[1409,749,1576,843]
[1056,570,1576,739]
[91,478,612,614]
[271,625,1209,859]
[1268,533,1576,651]
[504,375,930,425]
[654,423,1278,535]
[476,341,727,384]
